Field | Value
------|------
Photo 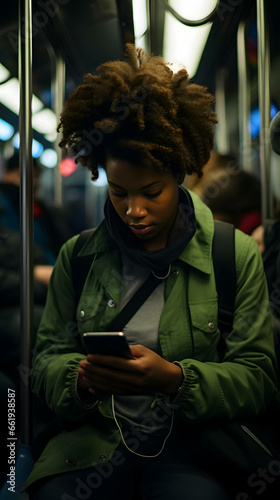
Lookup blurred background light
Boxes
[0,63,10,83]
[250,103,279,138]
[31,140,44,158]
[32,108,58,135]
[40,148,57,168]
[44,131,58,142]
[13,132,44,158]
[0,118,14,140]
[59,157,78,177]
[0,78,44,114]
[93,167,108,187]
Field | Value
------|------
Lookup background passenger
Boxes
[185,150,238,198]
[200,166,262,235]
[0,152,75,264]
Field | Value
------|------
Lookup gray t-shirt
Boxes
[113,258,173,455]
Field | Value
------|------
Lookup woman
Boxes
[23,45,277,499]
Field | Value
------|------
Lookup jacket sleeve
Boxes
[171,233,278,422]
[31,236,98,421]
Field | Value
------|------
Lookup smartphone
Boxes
[83,332,133,359]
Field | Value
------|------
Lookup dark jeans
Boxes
[29,439,230,500]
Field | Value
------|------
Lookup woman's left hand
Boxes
[78,344,183,396]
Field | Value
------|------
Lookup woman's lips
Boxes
[129,224,152,235]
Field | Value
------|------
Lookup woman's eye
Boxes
[145,190,162,199]
[111,190,162,198]
[111,191,126,198]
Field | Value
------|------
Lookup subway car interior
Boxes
[0,0,280,498]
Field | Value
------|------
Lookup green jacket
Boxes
[23,192,277,490]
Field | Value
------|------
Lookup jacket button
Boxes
[80,310,85,318]
[208,322,215,330]
[171,270,179,277]
[98,455,107,461]
[107,299,116,308]
[65,459,76,466]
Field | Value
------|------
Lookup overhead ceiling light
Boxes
[0,78,44,114]
[167,0,218,21]
[0,76,57,137]
[132,0,147,38]
[163,0,217,78]
[132,0,148,51]
[32,108,58,135]
[0,63,10,83]
[0,118,14,140]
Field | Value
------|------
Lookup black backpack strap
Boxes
[71,229,162,326]
[71,228,96,306]
[213,220,236,339]
[108,273,161,332]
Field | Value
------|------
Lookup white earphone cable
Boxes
[111,394,174,458]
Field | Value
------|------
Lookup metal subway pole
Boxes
[14,4,37,494]
[237,20,252,174]
[215,67,230,154]
[53,53,65,206]
[256,0,272,221]
[19,0,33,450]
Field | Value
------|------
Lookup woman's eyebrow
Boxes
[108,181,162,190]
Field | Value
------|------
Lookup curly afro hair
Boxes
[58,44,217,181]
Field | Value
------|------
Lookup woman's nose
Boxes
[126,197,147,218]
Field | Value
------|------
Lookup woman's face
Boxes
[105,157,181,251]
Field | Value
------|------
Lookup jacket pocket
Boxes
[76,292,106,334]
[188,301,220,360]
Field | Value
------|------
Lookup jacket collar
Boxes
[78,190,214,275]
[177,191,214,275]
